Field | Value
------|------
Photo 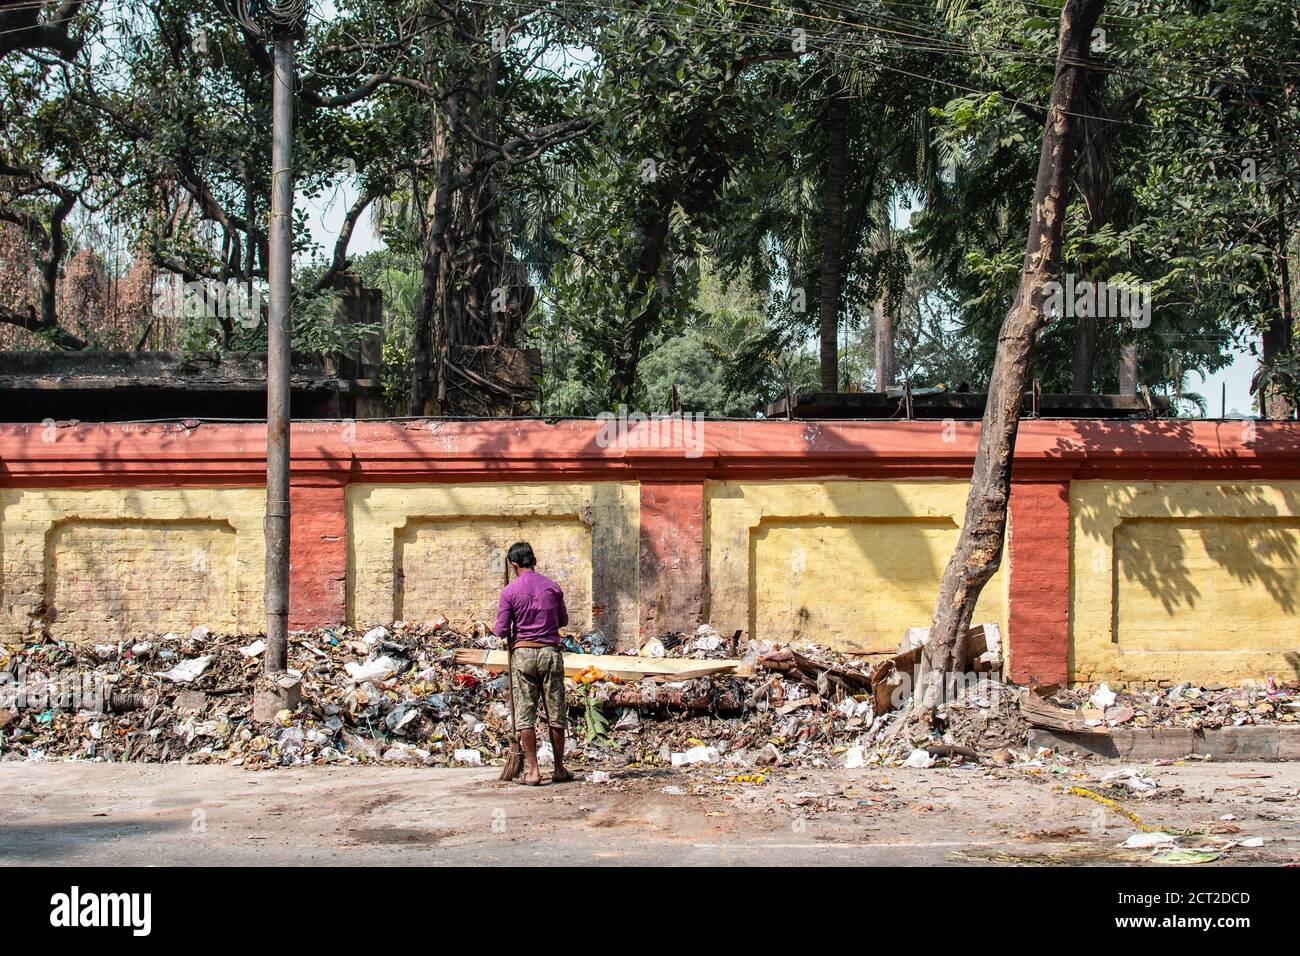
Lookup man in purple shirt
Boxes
[496,541,573,785]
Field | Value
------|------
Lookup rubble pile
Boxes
[1039,680,1300,730]
[0,623,514,767]
[1,620,1295,771]
[0,622,894,769]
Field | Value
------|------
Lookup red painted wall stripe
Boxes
[1007,479,1072,685]
[638,481,705,637]
[288,477,349,629]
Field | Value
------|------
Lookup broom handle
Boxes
[503,560,517,739]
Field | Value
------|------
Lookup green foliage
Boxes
[914,0,1297,400]
[4,0,1297,418]
[575,684,612,746]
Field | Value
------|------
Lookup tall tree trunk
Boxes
[1261,211,1295,419]
[1070,312,1097,391]
[607,115,708,407]
[607,197,674,406]
[1117,341,1138,393]
[1070,60,1111,393]
[1261,319,1294,418]
[873,224,896,389]
[916,0,1105,710]
[874,293,896,389]
[410,89,456,416]
[818,68,849,391]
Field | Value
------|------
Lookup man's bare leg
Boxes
[550,726,573,782]
[518,728,542,785]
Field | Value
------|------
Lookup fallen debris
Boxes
[1035,679,1300,732]
[451,648,738,681]
[1,620,1295,779]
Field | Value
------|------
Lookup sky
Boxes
[1200,349,1257,418]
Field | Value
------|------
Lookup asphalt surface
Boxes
[0,760,1296,866]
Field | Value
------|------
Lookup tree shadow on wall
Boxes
[375,417,950,650]
[1046,419,1300,637]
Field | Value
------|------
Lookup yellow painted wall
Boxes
[1071,481,1300,684]
[6,476,1293,683]
[706,480,1007,652]
[0,487,266,643]
[347,482,639,646]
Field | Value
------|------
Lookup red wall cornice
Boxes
[1,418,1298,487]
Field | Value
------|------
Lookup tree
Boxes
[0,20,131,348]
[917,0,1105,712]
[818,63,849,390]
[0,1,86,62]
[541,0,803,408]
[708,4,957,397]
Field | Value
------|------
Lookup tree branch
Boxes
[0,1,86,62]
[311,187,380,293]
[0,301,87,349]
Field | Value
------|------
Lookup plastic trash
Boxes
[902,748,936,768]
[1121,832,1176,848]
[671,745,720,766]
[1090,683,1118,709]
[382,744,429,763]
[159,656,213,683]
[344,655,401,683]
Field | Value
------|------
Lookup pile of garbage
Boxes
[0,623,512,767]
[1038,680,1300,730]
[0,621,937,769]
[4,620,1292,771]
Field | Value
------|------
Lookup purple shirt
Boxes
[495,570,568,645]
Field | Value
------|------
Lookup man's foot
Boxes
[518,728,542,786]
[547,726,570,783]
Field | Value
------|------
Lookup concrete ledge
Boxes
[1028,726,1300,761]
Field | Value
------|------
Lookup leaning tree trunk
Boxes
[916,0,1106,711]
[818,68,849,392]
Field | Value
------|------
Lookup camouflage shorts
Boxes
[510,645,566,730]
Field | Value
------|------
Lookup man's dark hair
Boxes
[507,541,536,569]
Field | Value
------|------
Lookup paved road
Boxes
[0,761,1296,865]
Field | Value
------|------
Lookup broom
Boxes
[499,560,524,781]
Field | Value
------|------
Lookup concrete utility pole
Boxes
[264,32,294,677]
[253,6,307,719]
[244,0,309,721]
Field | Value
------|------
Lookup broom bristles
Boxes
[499,741,523,781]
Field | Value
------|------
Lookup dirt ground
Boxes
[0,760,1296,866]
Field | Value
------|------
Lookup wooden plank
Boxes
[452,648,738,681]
[1019,693,1108,734]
